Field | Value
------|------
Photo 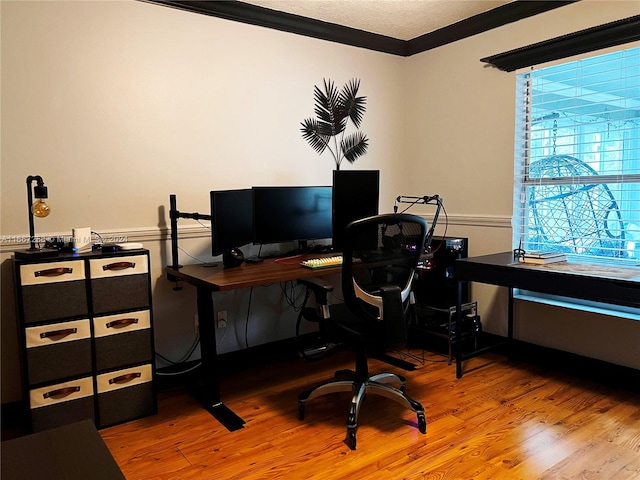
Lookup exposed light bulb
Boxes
[31,199,51,218]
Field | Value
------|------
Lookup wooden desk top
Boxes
[165,254,341,291]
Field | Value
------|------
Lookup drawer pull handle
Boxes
[43,386,81,399]
[103,261,135,271]
[34,267,73,277]
[109,372,141,385]
[106,318,138,329]
[40,328,78,339]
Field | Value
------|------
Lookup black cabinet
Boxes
[411,237,481,362]
[14,250,156,432]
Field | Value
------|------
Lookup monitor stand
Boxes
[287,241,331,256]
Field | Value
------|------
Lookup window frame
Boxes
[512,46,640,266]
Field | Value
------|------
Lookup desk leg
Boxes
[196,286,246,431]
[455,279,463,379]
[507,286,514,350]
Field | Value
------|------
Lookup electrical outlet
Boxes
[193,314,199,334]
[217,310,227,328]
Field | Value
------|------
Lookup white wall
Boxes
[2,0,639,403]
[0,0,408,403]
[404,0,640,368]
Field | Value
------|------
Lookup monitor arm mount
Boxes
[393,195,442,248]
[167,194,212,285]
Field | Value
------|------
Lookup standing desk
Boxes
[454,252,640,379]
[164,257,340,431]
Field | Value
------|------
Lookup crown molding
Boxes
[143,0,577,57]
[480,14,640,71]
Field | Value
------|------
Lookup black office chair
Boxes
[297,213,429,450]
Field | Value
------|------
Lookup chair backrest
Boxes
[527,155,626,257]
[341,214,428,344]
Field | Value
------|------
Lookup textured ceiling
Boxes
[240,0,514,41]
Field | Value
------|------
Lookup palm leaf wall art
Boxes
[300,78,369,170]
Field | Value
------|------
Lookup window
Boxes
[513,46,640,264]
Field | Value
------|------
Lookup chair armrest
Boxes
[379,284,406,345]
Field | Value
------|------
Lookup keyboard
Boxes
[301,255,343,269]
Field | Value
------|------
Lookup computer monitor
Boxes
[210,189,253,266]
[252,186,332,251]
[332,170,380,251]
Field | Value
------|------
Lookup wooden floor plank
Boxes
[100,349,640,480]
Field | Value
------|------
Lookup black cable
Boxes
[155,334,200,365]
[155,351,177,365]
[91,231,104,245]
[398,198,422,214]
[280,280,307,312]
[155,361,203,376]
[178,334,201,363]
[244,286,254,349]
[155,335,203,376]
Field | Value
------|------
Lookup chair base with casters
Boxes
[297,345,427,450]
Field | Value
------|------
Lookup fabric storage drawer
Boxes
[89,256,149,315]
[25,319,92,385]
[30,377,95,432]
[97,364,155,428]
[20,260,88,324]
[93,311,152,371]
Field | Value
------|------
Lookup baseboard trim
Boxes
[155,337,307,391]
[494,337,640,392]
[410,330,639,392]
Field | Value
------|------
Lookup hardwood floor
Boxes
[100,348,640,479]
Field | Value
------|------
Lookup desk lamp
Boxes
[15,175,58,259]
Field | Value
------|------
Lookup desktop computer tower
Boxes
[414,236,469,308]
[332,170,379,251]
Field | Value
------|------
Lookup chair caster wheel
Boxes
[298,402,305,420]
[346,428,357,450]
[417,412,427,434]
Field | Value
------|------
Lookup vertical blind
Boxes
[513,46,640,264]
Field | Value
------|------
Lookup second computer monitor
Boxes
[332,170,380,251]
[210,188,253,258]
[252,186,333,250]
